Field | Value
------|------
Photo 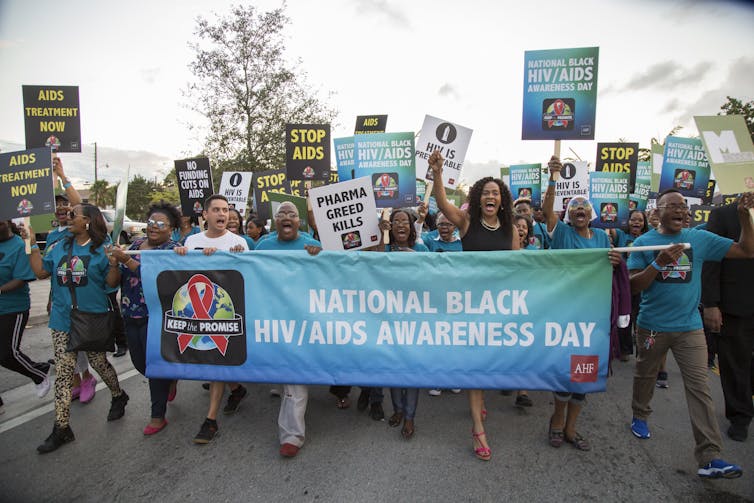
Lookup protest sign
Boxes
[285,124,330,181]
[143,248,612,392]
[0,148,55,220]
[694,115,754,194]
[112,166,129,244]
[650,143,664,192]
[308,177,380,251]
[595,142,638,192]
[354,115,387,134]
[553,160,589,212]
[333,137,355,182]
[689,204,714,227]
[267,191,309,233]
[509,164,542,204]
[658,136,710,198]
[702,180,716,205]
[175,157,213,219]
[589,171,630,229]
[415,115,473,189]
[629,161,651,211]
[500,166,510,187]
[353,132,416,208]
[22,85,81,153]
[218,171,253,216]
[522,47,599,140]
[252,169,291,222]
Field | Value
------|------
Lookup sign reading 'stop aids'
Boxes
[22,85,81,152]
[522,47,599,140]
[285,124,330,181]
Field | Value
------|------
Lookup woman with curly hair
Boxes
[428,150,519,461]
[28,204,129,453]
[110,202,181,435]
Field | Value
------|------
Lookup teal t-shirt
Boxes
[422,234,462,252]
[42,239,114,332]
[255,234,322,251]
[242,235,256,250]
[627,228,732,332]
[532,221,550,249]
[384,242,429,252]
[45,226,71,253]
[0,235,35,314]
[551,221,611,250]
[171,226,201,245]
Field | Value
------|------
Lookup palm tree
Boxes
[89,179,113,208]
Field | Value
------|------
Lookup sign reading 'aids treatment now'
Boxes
[308,177,380,251]
[595,142,639,193]
[175,157,213,218]
[218,172,253,216]
[658,136,710,198]
[522,47,599,140]
[354,115,387,134]
[509,164,542,204]
[589,171,630,229]
[694,115,754,194]
[252,169,291,222]
[553,160,589,211]
[22,85,81,152]
[0,148,55,220]
[415,115,473,189]
[285,124,331,181]
[142,249,612,391]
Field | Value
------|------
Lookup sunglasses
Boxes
[147,219,168,229]
[68,210,81,220]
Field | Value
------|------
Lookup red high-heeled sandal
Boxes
[472,430,491,461]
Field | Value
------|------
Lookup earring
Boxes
[85,223,89,231]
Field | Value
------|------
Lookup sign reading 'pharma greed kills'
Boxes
[22,85,81,153]
[308,176,380,251]
[0,148,55,220]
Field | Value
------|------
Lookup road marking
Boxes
[0,368,140,435]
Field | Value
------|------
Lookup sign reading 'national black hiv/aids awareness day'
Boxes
[522,47,599,141]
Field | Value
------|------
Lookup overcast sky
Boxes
[1,0,752,187]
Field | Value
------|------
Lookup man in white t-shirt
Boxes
[175,194,248,444]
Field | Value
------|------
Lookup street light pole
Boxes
[93,142,99,183]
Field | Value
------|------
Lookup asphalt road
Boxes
[0,314,752,502]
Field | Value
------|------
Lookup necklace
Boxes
[480,218,500,231]
[77,238,91,247]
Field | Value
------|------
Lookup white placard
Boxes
[415,114,473,189]
[554,160,589,211]
[308,177,380,251]
[219,171,254,216]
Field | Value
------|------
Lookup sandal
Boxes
[335,397,350,409]
[401,418,414,440]
[388,412,404,427]
[548,417,564,448]
[472,430,491,461]
[565,432,591,451]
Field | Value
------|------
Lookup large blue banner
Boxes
[142,249,613,393]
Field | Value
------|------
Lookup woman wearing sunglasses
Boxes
[110,202,181,435]
[543,157,623,452]
[28,204,129,453]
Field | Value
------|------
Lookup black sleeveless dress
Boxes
[461,218,513,251]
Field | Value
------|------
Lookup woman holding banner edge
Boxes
[543,156,623,452]
[428,149,519,461]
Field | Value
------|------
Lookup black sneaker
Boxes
[369,402,385,421]
[113,346,128,358]
[515,394,533,407]
[37,425,75,454]
[223,385,247,415]
[193,418,218,444]
[107,391,129,421]
[727,423,748,442]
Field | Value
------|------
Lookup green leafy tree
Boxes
[126,175,158,219]
[719,96,754,143]
[89,179,113,208]
[186,4,337,173]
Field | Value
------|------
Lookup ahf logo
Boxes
[570,355,599,383]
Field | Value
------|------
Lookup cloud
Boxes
[141,67,161,85]
[619,60,714,92]
[438,83,459,100]
[352,0,410,29]
[0,39,20,49]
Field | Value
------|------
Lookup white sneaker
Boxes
[35,367,53,398]
[428,389,442,396]
[450,389,461,394]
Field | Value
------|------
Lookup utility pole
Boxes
[94,142,98,182]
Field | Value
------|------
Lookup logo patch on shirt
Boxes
[654,249,693,283]
[56,255,90,287]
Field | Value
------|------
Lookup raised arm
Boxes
[27,228,51,279]
[724,192,754,259]
[428,150,468,233]
[53,157,82,206]
[543,156,561,233]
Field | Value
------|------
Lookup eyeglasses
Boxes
[657,203,688,211]
[275,210,298,218]
[569,203,592,212]
[68,211,79,220]
[147,219,168,229]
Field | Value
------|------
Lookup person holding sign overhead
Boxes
[428,149,519,461]
[256,202,322,458]
[543,157,623,452]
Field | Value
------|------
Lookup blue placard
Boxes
[589,171,630,229]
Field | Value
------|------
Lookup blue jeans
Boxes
[390,388,419,419]
[124,317,171,419]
